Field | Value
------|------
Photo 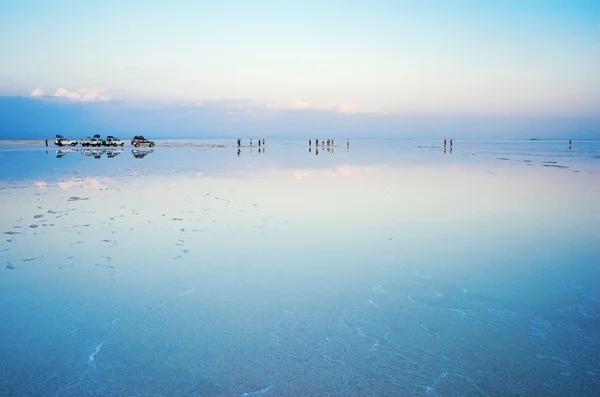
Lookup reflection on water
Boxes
[131,149,154,159]
[0,140,599,396]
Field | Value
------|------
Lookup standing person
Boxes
[332,139,334,146]
[309,139,311,146]
[450,139,453,148]
[262,138,265,146]
[347,138,349,148]
[45,139,48,147]
[258,139,261,147]
[250,139,253,147]
[444,138,447,149]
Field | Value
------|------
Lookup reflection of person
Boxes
[237,148,241,157]
[309,147,311,153]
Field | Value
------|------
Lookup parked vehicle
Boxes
[81,137,101,147]
[91,134,103,146]
[54,135,78,147]
[103,136,125,147]
[131,135,155,147]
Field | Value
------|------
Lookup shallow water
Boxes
[1,140,599,396]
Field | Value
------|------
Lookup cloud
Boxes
[334,103,361,114]
[53,87,109,102]
[337,166,361,176]
[293,170,310,179]
[30,88,44,97]
[57,177,112,190]
[293,99,310,110]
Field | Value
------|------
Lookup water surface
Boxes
[1,140,599,396]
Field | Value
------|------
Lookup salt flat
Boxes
[1,139,599,396]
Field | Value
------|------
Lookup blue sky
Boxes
[1,0,599,138]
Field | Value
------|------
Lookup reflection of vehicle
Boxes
[81,149,104,159]
[56,149,76,158]
[131,149,154,159]
[55,135,78,147]
[131,135,155,147]
[103,136,125,147]
[81,136,102,146]
[106,149,123,158]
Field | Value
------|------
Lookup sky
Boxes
[1,0,599,138]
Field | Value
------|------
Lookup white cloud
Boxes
[53,87,109,102]
[293,99,310,110]
[30,88,44,97]
[334,103,360,114]
[293,170,310,179]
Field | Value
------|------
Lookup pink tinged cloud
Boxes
[30,87,109,101]
[293,170,310,179]
[54,87,109,102]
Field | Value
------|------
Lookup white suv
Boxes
[104,136,125,147]
[55,135,78,147]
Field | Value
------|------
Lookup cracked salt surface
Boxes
[0,139,599,396]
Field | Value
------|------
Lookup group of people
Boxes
[309,138,343,148]
[237,138,265,148]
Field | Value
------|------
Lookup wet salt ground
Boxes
[1,140,599,396]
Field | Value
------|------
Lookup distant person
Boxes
[309,139,311,146]
[45,139,48,147]
[347,139,349,147]
[250,139,253,147]
[237,139,241,148]
[332,139,334,146]
[450,139,453,148]
[321,141,324,148]
[327,139,330,146]
[444,138,447,148]
[262,138,265,146]
[258,139,261,147]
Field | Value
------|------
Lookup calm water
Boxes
[1,140,599,396]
